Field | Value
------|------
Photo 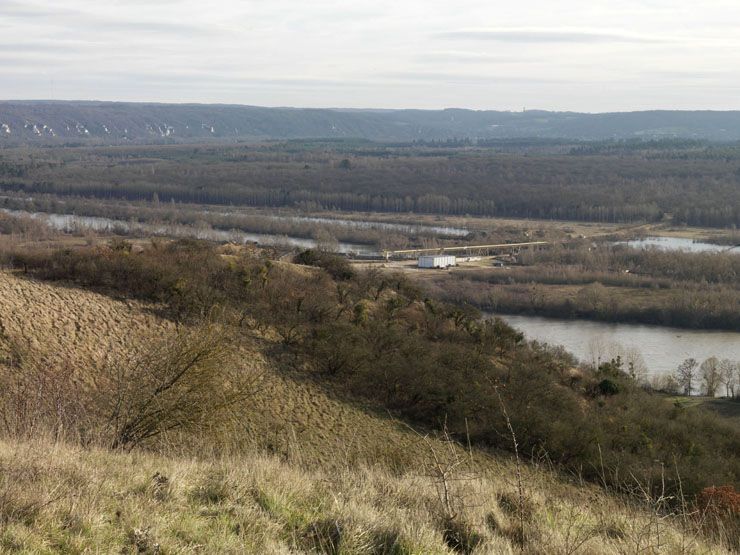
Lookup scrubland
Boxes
[0,227,738,553]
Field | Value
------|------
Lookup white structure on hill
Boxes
[418,255,456,269]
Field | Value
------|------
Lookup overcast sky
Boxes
[2,0,740,111]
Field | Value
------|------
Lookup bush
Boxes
[597,379,620,396]
[294,249,355,280]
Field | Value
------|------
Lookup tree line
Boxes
[658,358,740,397]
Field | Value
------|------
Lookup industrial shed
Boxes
[418,255,456,269]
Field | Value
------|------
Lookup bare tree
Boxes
[586,335,612,368]
[650,373,680,395]
[700,357,720,397]
[313,228,339,253]
[717,359,738,398]
[675,358,698,396]
[623,347,648,385]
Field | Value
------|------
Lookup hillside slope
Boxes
[4,437,731,555]
[3,101,740,143]
[0,271,427,467]
[0,270,733,553]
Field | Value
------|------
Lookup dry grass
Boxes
[0,438,731,554]
[0,271,173,370]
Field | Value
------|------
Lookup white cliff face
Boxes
[154,124,175,137]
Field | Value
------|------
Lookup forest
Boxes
[1,140,739,227]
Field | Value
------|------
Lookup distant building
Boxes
[418,255,456,269]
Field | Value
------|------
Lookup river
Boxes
[618,236,739,254]
[498,314,739,379]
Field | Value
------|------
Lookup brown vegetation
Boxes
[0,239,738,551]
[423,243,740,330]
[4,241,738,501]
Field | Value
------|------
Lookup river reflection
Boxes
[497,314,739,378]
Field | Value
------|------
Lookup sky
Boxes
[2,0,740,111]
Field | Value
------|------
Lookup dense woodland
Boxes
[3,239,738,507]
[1,140,739,227]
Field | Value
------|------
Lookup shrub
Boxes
[294,249,355,280]
[597,379,620,396]
[95,325,258,450]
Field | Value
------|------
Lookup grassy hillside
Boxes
[0,243,738,553]
[0,272,730,553]
[1,438,730,554]
[0,270,435,468]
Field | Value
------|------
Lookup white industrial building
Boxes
[418,255,456,269]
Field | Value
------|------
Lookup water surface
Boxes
[4,210,376,254]
[618,236,738,254]
[498,314,739,379]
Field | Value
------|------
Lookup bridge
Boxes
[382,241,549,260]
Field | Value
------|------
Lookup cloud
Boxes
[435,29,663,44]
[649,69,740,80]
[88,71,383,91]
[415,51,532,64]
[0,40,98,53]
[380,71,564,85]
[94,20,214,36]
[0,0,76,19]
[0,55,60,67]
[0,1,216,37]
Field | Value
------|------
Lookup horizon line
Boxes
[2,99,740,115]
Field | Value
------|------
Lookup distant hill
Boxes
[2,100,740,143]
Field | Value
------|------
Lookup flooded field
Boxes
[618,236,738,254]
[3,210,377,254]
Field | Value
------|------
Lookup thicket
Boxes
[520,243,740,285]
[1,142,739,226]
[6,242,739,505]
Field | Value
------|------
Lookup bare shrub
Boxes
[94,325,260,451]
[696,486,740,550]
[0,339,87,442]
